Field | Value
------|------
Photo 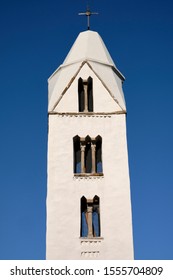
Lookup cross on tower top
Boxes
[78,8,98,30]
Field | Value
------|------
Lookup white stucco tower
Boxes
[46,30,134,259]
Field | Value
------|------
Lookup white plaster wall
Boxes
[46,114,133,259]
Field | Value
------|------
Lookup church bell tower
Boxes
[46,29,134,259]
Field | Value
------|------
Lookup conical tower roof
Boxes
[63,30,115,66]
[48,30,126,112]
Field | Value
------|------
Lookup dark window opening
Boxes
[96,136,103,173]
[73,136,81,173]
[87,77,93,112]
[92,196,100,237]
[78,78,84,112]
[81,196,88,237]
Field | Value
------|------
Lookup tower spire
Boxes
[78,7,98,30]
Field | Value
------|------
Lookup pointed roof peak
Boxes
[63,30,116,67]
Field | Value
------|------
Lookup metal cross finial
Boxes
[78,7,98,30]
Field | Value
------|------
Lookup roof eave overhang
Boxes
[48,58,125,82]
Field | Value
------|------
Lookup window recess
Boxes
[78,77,93,112]
[81,196,100,238]
[73,135,103,175]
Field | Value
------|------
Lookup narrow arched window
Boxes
[87,77,93,112]
[73,136,81,173]
[85,136,92,173]
[96,136,103,173]
[78,77,93,112]
[78,78,84,112]
[92,196,100,237]
[80,196,100,238]
[81,196,88,237]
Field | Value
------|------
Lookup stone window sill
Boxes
[74,173,104,177]
[80,237,104,240]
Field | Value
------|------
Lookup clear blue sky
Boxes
[0,0,173,260]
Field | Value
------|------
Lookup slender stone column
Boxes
[83,83,88,112]
[91,142,96,173]
[80,143,86,173]
[87,206,93,238]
